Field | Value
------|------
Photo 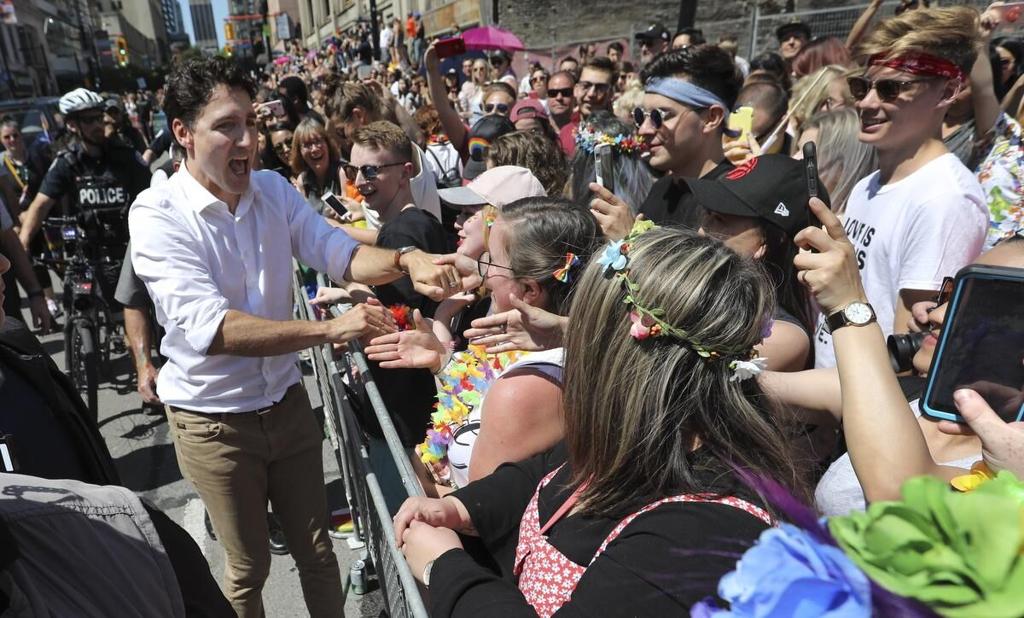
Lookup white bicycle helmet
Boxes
[59,88,105,116]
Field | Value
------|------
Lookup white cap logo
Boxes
[774,202,790,217]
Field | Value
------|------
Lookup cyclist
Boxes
[18,88,152,308]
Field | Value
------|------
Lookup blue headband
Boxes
[645,77,728,111]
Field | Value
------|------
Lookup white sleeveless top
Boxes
[814,399,980,517]
[447,348,564,489]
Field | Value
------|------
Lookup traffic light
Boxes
[114,37,128,66]
[223,44,233,57]
[225,21,235,41]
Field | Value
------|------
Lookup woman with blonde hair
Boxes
[392,226,807,615]
[787,64,853,137]
[796,108,878,215]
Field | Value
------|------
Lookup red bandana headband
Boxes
[868,52,966,83]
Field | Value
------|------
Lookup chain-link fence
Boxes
[293,270,429,617]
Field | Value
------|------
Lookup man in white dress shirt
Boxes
[129,56,464,617]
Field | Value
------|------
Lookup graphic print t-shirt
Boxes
[814,153,988,368]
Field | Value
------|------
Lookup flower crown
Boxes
[597,220,768,381]
[573,126,646,156]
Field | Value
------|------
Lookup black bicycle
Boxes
[38,209,125,418]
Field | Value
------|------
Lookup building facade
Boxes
[297,0,486,51]
[190,0,219,54]
[95,0,170,70]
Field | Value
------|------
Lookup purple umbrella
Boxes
[462,25,524,52]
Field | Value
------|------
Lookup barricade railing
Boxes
[293,269,429,618]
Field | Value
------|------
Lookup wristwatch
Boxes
[826,301,876,333]
[394,245,418,273]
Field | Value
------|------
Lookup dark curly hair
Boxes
[164,56,256,131]
[640,45,742,110]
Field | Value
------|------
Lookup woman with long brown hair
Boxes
[288,117,342,215]
[392,227,807,615]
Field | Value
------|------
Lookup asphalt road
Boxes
[16,300,382,617]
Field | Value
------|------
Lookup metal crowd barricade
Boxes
[293,269,429,618]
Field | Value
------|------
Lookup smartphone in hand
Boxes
[257,99,286,119]
[322,191,349,219]
[594,143,615,193]
[435,38,467,59]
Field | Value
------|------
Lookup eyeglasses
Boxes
[300,138,325,151]
[476,251,514,278]
[847,76,933,102]
[577,81,612,94]
[343,161,408,180]
[484,103,510,114]
[530,75,549,83]
[548,87,574,99]
[934,277,955,307]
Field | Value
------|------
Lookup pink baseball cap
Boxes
[510,99,549,124]
[438,165,547,209]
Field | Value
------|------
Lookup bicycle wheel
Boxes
[71,320,100,419]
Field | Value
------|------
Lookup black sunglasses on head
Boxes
[847,75,933,102]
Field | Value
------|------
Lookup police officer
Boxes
[19,88,151,307]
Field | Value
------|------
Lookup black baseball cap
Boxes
[776,21,811,42]
[463,115,516,181]
[686,154,830,239]
[635,24,671,43]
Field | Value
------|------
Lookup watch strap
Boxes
[826,302,875,333]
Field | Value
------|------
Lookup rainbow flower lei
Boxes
[573,125,646,156]
[418,344,524,480]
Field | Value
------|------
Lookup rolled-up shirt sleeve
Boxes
[129,200,230,354]
[284,182,360,282]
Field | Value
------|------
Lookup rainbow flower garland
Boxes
[418,344,524,481]
[573,125,646,156]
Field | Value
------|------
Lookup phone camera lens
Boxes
[887,332,927,373]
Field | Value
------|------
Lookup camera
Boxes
[887,332,927,373]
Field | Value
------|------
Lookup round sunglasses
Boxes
[484,102,510,114]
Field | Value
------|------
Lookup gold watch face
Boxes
[844,303,873,325]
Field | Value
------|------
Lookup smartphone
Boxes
[727,106,754,142]
[258,99,286,119]
[322,191,349,218]
[435,37,467,59]
[921,265,1024,423]
[594,143,615,193]
[803,141,819,199]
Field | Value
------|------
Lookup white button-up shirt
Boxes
[129,163,360,413]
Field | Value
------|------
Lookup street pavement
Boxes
[17,302,383,617]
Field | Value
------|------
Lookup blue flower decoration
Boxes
[596,240,628,273]
[698,523,871,617]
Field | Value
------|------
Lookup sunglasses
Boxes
[531,75,549,83]
[577,81,611,94]
[476,251,514,278]
[847,75,932,102]
[484,103,510,114]
[77,113,105,125]
[548,87,574,99]
[342,161,407,181]
[632,107,680,129]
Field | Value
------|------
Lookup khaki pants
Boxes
[167,384,342,617]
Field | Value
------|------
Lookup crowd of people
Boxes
[2,1,1024,616]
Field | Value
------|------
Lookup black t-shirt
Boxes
[365,207,452,446]
[432,444,771,616]
[639,160,733,230]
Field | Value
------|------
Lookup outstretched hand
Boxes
[792,197,867,315]
[462,293,568,353]
[365,309,448,372]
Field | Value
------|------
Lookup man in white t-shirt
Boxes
[814,20,989,368]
